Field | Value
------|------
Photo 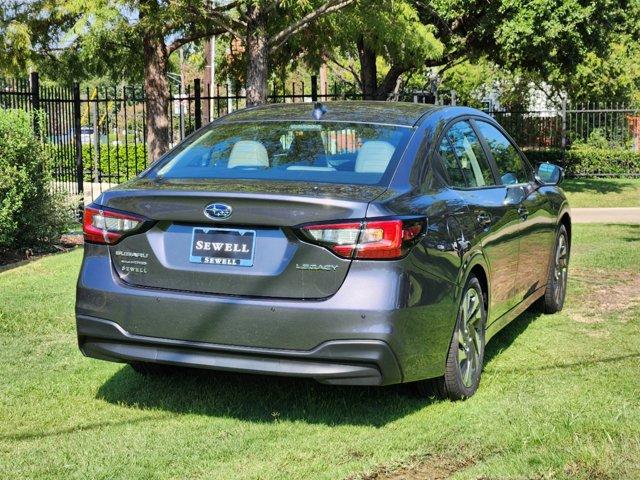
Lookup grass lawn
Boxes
[562,178,640,208]
[1,224,639,479]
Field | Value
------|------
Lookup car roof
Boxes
[218,100,443,127]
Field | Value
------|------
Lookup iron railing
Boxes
[1,72,639,204]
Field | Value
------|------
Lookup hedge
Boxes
[46,144,148,183]
[524,147,640,176]
[0,109,75,250]
[563,147,640,176]
[82,144,148,182]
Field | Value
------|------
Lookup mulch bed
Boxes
[0,234,83,270]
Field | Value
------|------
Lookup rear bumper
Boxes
[77,244,458,382]
[77,315,402,386]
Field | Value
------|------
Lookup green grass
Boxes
[1,225,639,479]
[562,178,640,208]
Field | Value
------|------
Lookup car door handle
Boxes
[476,212,492,227]
[518,206,529,220]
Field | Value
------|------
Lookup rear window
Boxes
[147,121,413,185]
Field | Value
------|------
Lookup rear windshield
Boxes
[147,121,413,186]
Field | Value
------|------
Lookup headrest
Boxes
[228,140,269,168]
[355,141,395,173]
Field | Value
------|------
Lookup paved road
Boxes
[572,207,640,224]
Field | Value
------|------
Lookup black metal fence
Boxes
[0,75,82,199]
[0,73,369,204]
[489,101,640,151]
[1,72,639,204]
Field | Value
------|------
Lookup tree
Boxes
[3,0,354,162]
[569,42,640,104]
[419,0,628,97]
[316,0,629,103]
[1,0,227,161]
[0,3,32,75]
[320,0,443,100]
[205,0,354,106]
[565,0,640,103]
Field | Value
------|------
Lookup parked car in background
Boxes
[50,126,95,145]
[80,127,94,144]
[76,101,570,399]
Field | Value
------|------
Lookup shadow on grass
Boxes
[95,311,541,426]
[484,309,540,365]
[562,178,634,194]
[618,224,640,242]
[2,415,166,442]
[588,224,640,243]
[96,366,431,427]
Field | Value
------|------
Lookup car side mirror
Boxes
[504,185,526,206]
[535,162,564,186]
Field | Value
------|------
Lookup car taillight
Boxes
[298,218,425,260]
[83,205,148,245]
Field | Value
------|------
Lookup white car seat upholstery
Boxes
[228,140,269,168]
[355,141,395,173]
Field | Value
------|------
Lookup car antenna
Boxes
[312,102,327,120]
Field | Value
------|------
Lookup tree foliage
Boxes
[1,0,639,110]
[326,0,444,99]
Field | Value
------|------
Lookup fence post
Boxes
[450,90,456,106]
[73,82,84,198]
[194,78,202,130]
[91,98,100,182]
[311,75,318,102]
[30,72,40,136]
[561,95,567,150]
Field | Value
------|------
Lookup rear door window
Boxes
[438,137,467,188]
[441,121,495,188]
[475,121,531,185]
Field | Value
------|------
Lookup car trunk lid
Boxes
[100,178,386,299]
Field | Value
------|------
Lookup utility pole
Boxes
[207,0,218,122]
[319,61,328,100]
[203,36,217,123]
[179,47,185,140]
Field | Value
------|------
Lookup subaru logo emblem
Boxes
[204,203,233,220]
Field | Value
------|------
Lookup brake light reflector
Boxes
[356,220,404,259]
[298,218,425,260]
[83,205,147,245]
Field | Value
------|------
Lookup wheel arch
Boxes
[469,263,489,313]
[456,251,491,316]
[559,211,572,250]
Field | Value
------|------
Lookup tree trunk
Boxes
[375,64,407,100]
[246,6,269,107]
[357,36,377,100]
[143,34,170,163]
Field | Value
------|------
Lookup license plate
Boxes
[189,227,256,266]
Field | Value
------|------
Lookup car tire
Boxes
[539,224,569,314]
[415,276,487,400]
[129,362,175,375]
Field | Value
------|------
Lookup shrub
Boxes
[523,147,640,176]
[82,144,147,182]
[0,109,75,250]
[564,146,640,176]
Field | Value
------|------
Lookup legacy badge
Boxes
[296,263,339,271]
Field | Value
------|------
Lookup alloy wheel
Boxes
[457,287,484,388]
